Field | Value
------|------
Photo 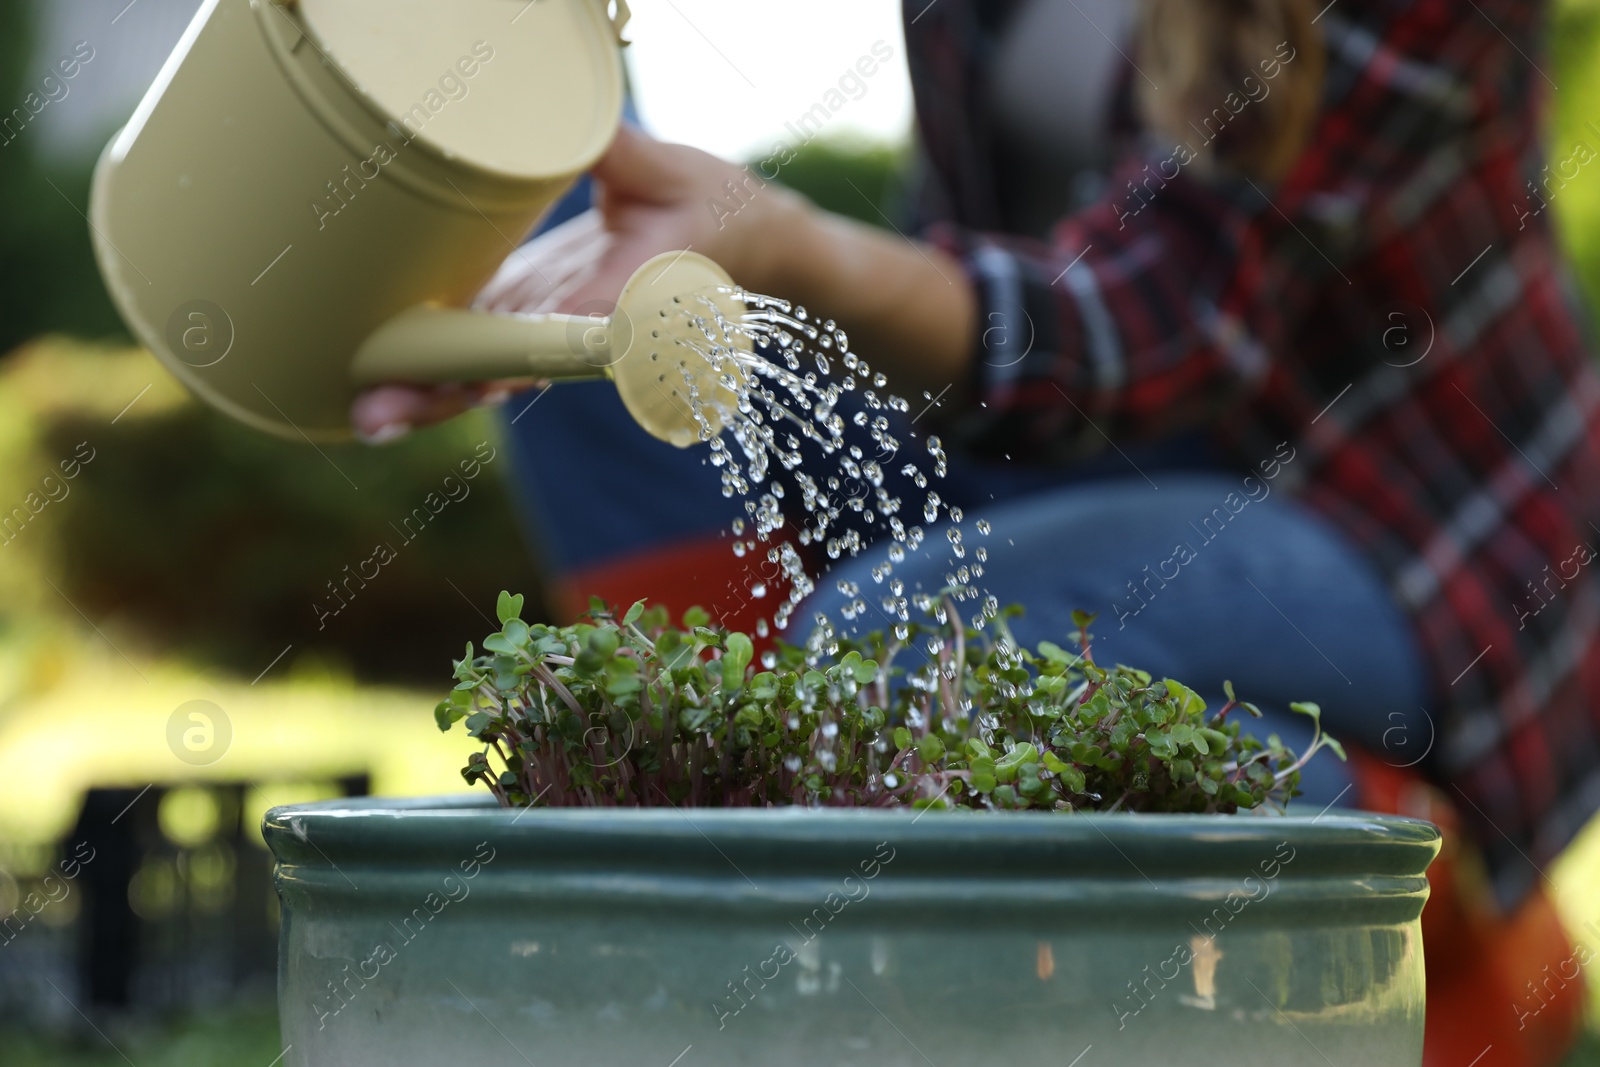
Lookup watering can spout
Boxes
[351,251,746,447]
[351,307,614,384]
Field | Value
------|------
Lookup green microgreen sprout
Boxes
[435,592,1344,814]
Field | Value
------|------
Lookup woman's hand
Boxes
[480,126,801,318]
[350,126,803,441]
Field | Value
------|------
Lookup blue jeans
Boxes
[801,473,1436,809]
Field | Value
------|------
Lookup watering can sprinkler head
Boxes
[603,251,748,446]
[350,251,748,447]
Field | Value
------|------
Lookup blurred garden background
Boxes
[1,0,1599,1062]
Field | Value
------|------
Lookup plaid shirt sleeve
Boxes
[923,175,1285,462]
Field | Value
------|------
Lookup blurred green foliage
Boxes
[769,137,907,226]
[0,341,543,685]
[0,0,125,351]
[3,1000,281,1067]
[50,406,541,684]
[1550,0,1600,315]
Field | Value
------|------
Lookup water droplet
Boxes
[616,285,996,669]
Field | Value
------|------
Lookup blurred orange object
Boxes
[554,530,801,651]
[1350,752,1588,1067]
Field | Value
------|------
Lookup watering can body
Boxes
[90,0,725,443]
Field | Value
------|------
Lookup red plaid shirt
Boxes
[905,0,1600,906]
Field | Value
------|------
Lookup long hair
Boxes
[1137,0,1327,182]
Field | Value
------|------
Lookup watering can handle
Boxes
[349,306,614,386]
[601,0,632,45]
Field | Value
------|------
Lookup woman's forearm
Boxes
[749,191,977,401]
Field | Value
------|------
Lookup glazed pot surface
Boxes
[266,795,1439,1067]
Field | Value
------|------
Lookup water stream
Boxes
[672,289,999,663]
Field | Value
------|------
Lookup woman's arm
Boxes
[759,191,976,400]
[351,126,975,438]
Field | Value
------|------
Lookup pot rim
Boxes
[265,793,1441,880]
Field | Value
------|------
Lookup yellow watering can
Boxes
[89,0,741,446]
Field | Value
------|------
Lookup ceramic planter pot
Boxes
[265,795,1439,1067]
